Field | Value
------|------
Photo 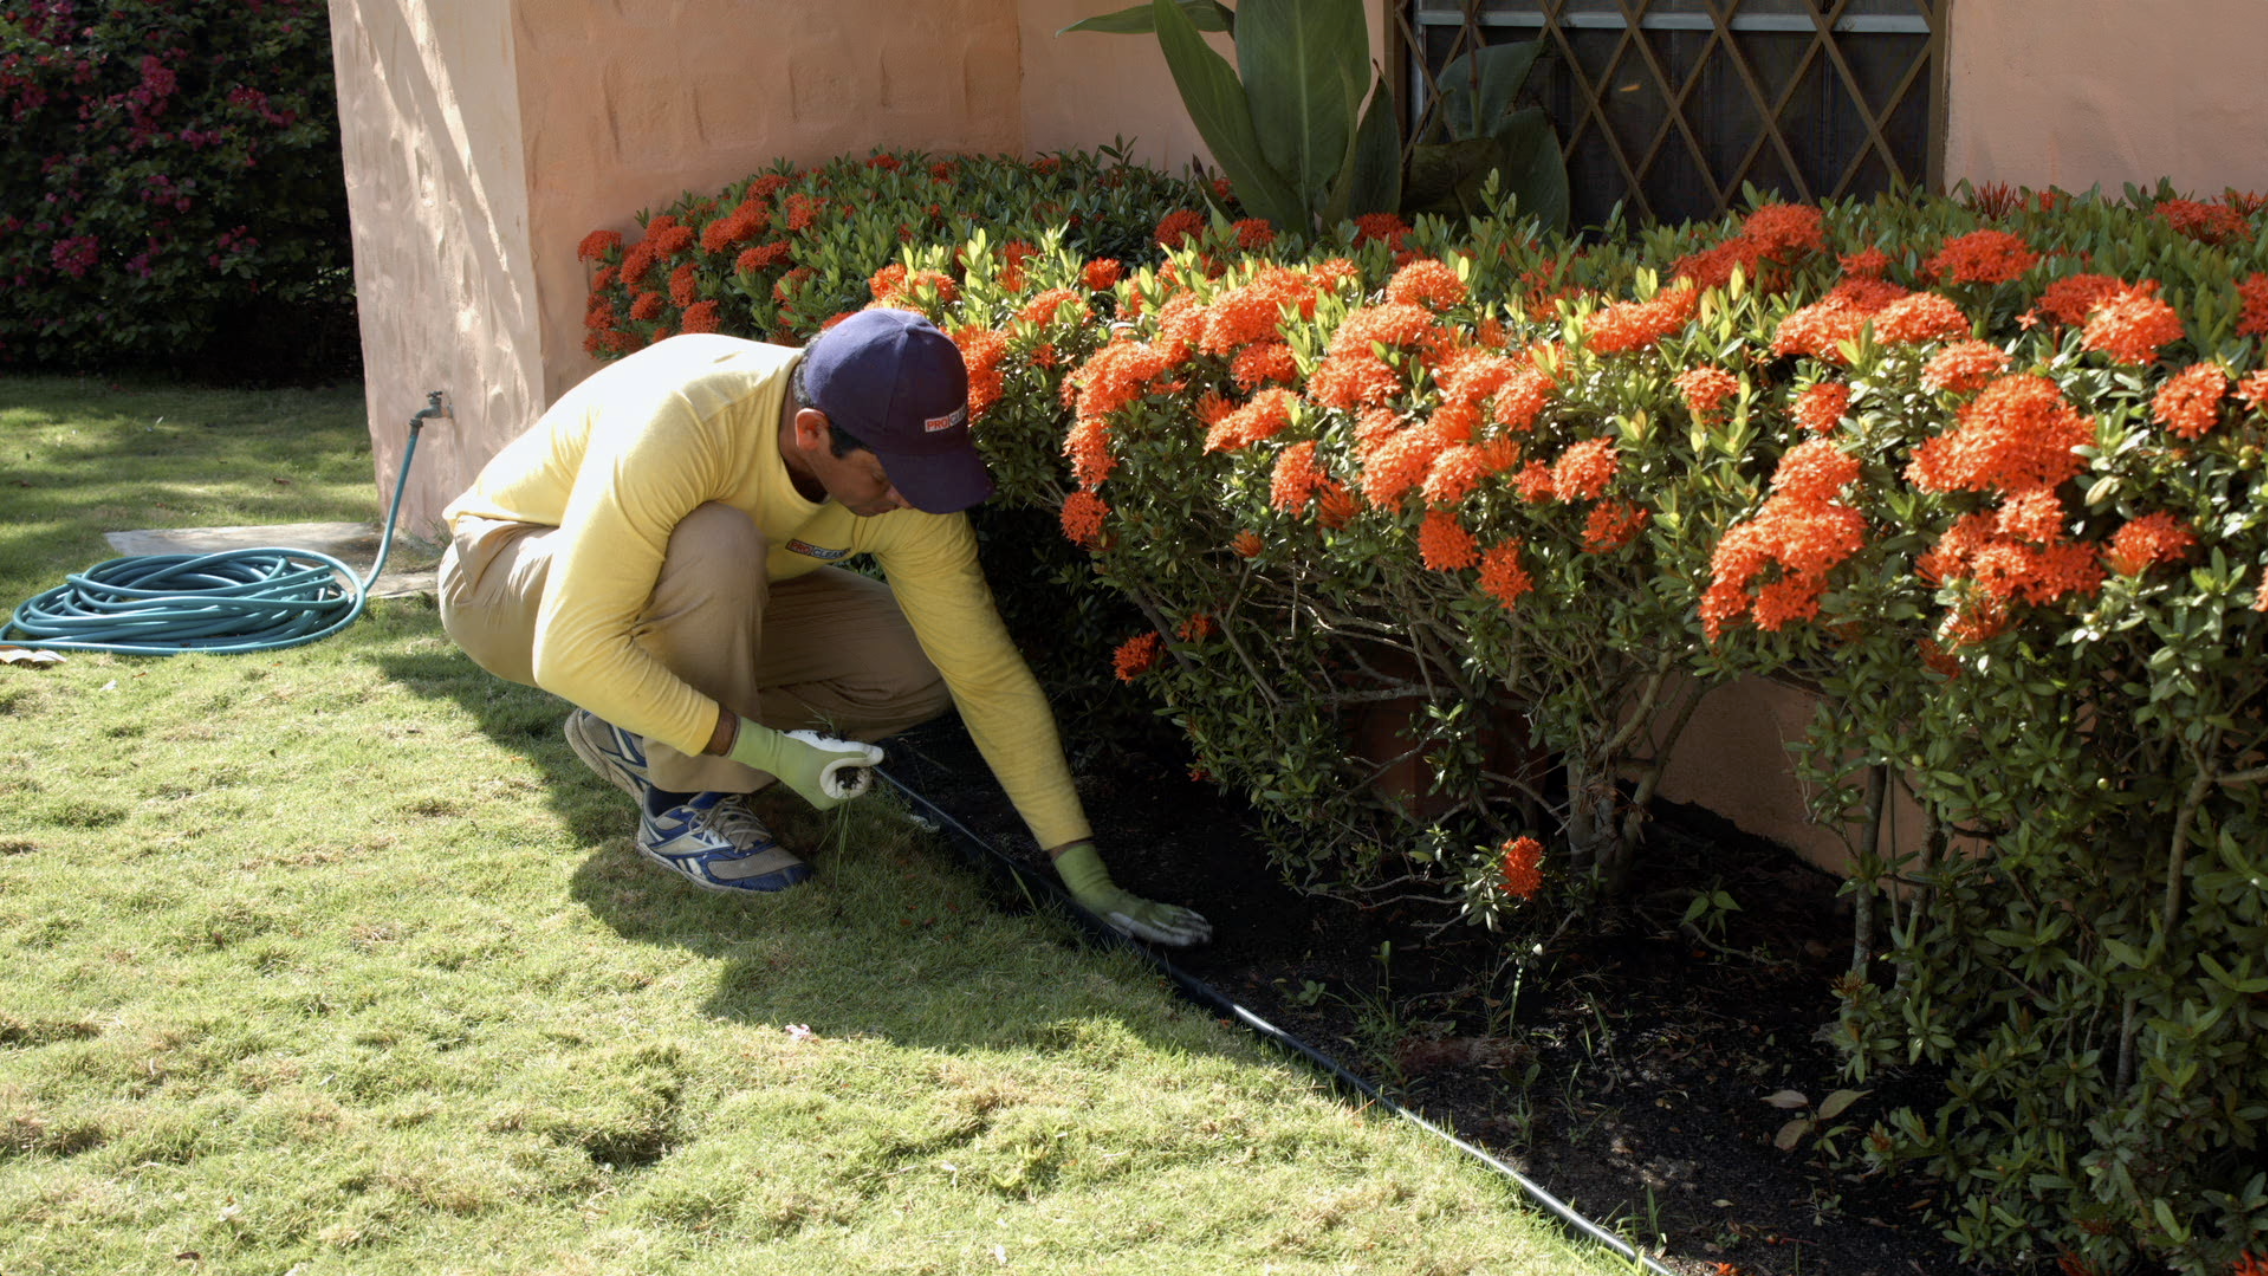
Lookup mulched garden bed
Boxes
[887,713,2026,1276]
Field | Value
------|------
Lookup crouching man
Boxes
[434,309,1209,945]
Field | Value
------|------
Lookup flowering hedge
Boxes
[579,159,2268,1273]
[0,0,354,376]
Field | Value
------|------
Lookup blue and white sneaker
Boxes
[564,708,654,804]
[565,710,810,893]
[636,791,812,893]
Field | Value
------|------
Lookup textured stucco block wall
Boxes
[1945,0,2268,196]
[517,0,1029,415]
[328,0,545,540]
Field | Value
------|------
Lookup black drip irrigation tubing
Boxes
[877,768,1677,1276]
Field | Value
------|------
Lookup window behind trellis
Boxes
[1399,0,1950,229]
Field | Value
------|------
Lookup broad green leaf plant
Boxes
[1062,0,1566,235]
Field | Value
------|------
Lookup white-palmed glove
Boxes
[725,717,884,810]
[1052,840,1213,946]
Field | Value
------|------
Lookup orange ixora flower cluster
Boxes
[1907,373,2092,495]
[2239,370,2268,416]
[1917,500,2103,623]
[680,300,722,334]
[1204,386,1298,453]
[1920,340,2011,395]
[1352,211,1414,256]
[1269,439,1327,512]
[1477,538,1534,612]
[1053,338,1177,536]
[1925,228,2040,285]
[2236,273,2268,339]
[1418,508,1480,570]
[2154,197,2253,245]
[1915,474,2103,651]
[1083,257,1124,291]
[1384,257,1468,312]
[1898,365,2109,643]
[2104,511,2198,577]
[1771,276,1910,362]
[1580,285,1700,355]
[2032,272,2126,328]
[1583,500,1651,553]
[1153,208,1205,249]
[1792,381,1852,433]
[868,262,958,309]
[1550,436,1620,501]
[1499,835,1544,899]
[1059,489,1109,548]
[1872,292,1972,347]
[2080,283,2185,364]
[950,325,1011,419]
[1309,301,1444,410]
[1671,201,1824,292]
[699,195,771,254]
[2152,362,2229,441]
[1701,439,1868,639]
[1112,631,1164,682]
[1199,264,1329,363]
[1675,366,1741,421]
[1837,246,1892,279]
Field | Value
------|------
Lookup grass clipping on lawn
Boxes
[0,376,1629,1275]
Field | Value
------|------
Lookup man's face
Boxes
[811,437,911,517]
[784,406,912,517]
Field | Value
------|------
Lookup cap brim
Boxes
[874,441,996,514]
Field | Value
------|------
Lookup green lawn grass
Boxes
[0,374,1634,1275]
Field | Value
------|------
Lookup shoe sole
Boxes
[565,710,646,801]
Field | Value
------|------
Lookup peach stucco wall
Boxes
[1649,677,1933,877]
[1945,0,2268,196]
[328,0,546,541]
[515,0,1029,418]
[1021,0,1217,168]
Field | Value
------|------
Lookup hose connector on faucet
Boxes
[409,389,453,437]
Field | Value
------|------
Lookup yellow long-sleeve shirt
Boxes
[443,334,1090,849]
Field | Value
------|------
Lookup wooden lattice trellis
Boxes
[1393,0,1951,227]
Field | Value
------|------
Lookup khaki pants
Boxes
[438,502,950,793]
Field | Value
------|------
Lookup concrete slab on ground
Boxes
[102,522,438,599]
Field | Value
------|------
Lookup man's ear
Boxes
[791,407,832,451]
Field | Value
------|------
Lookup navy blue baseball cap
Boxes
[801,308,995,513]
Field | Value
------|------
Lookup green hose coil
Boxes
[3,416,427,657]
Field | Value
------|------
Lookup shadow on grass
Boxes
[360,597,1210,1059]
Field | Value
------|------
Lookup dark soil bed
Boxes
[888,715,2027,1276]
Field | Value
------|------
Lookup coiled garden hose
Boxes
[3,392,447,657]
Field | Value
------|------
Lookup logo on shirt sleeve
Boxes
[784,538,850,561]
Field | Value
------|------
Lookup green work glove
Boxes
[1052,840,1212,946]
[725,716,884,811]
